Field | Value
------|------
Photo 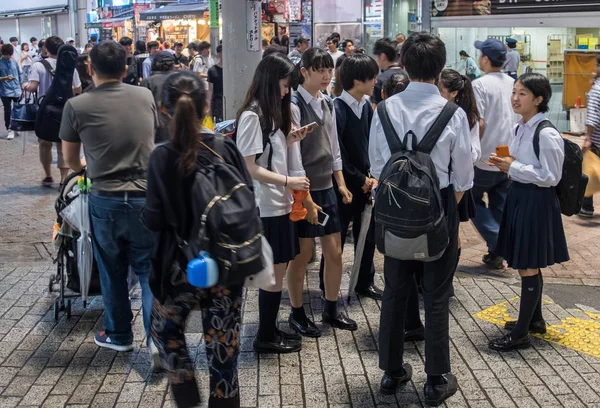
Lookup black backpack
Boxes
[123,56,139,86]
[375,101,458,262]
[35,45,78,142]
[530,120,588,216]
[175,136,264,284]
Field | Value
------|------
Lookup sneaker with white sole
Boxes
[6,130,14,140]
[148,338,161,371]
[94,331,134,352]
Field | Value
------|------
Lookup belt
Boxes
[92,190,146,198]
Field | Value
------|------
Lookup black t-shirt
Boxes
[174,53,189,67]
[207,65,223,98]
[372,65,405,105]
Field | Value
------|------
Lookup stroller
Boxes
[49,171,101,320]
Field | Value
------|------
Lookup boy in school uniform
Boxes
[369,33,473,405]
[287,48,357,338]
[317,53,383,300]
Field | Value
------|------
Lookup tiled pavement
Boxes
[2,129,600,407]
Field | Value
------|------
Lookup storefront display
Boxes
[431,0,600,17]
[140,3,211,44]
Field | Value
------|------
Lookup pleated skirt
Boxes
[261,213,300,265]
[496,181,570,270]
[297,188,342,238]
[457,189,477,222]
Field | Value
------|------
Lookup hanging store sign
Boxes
[247,0,261,52]
[432,0,600,17]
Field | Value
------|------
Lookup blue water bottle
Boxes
[187,251,219,288]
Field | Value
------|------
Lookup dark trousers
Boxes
[318,193,376,292]
[1,96,18,130]
[471,168,511,254]
[152,283,243,408]
[379,189,458,376]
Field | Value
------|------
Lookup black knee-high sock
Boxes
[531,272,544,322]
[405,277,423,330]
[512,275,541,338]
[325,299,337,317]
[258,290,282,341]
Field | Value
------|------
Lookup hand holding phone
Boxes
[496,145,510,157]
[318,210,329,226]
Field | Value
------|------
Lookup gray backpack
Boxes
[374,101,458,262]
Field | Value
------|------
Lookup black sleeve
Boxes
[334,100,367,191]
[142,147,168,232]
[207,67,215,84]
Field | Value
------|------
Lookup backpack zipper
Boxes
[385,181,430,205]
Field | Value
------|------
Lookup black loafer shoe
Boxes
[483,253,505,269]
[276,327,302,341]
[288,314,322,338]
[424,373,458,407]
[355,285,384,301]
[322,311,358,331]
[489,333,531,351]
[380,364,413,395]
[504,320,547,334]
[253,332,302,354]
[404,325,425,342]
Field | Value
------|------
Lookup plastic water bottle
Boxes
[187,251,219,288]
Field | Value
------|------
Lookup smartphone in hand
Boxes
[317,210,329,227]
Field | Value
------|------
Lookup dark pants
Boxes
[318,193,376,292]
[471,168,511,255]
[88,193,155,345]
[1,96,18,130]
[152,283,243,408]
[379,189,458,376]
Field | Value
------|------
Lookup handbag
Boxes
[10,91,38,132]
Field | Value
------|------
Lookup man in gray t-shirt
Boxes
[60,41,159,364]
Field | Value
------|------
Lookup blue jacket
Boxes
[0,58,21,98]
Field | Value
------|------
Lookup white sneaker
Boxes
[149,338,161,371]
[6,130,14,140]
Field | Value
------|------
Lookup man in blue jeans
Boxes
[59,41,159,365]
[471,39,516,269]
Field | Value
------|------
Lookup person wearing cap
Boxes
[172,42,189,69]
[141,51,175,143]
[504,38,520,80]
[471,38,516,270]
[66,37,76,47]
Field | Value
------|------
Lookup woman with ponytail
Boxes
[142,71,252,408]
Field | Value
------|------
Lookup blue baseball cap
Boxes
[474,38,507,63]
[506,38,518,45]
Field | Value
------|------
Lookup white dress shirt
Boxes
[291,86,343,172]
[470,122,482,164]
[508,113,564,187]
[369,82,474,192]
[472,72,518,172]
[338,90,369,119]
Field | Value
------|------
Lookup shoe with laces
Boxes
[94,331,133,352]
[6,130,14,140]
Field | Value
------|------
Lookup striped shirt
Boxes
[586,79,600,147]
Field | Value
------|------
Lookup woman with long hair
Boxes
[459,50,481,80]
[235,54,310,354]
[143,71,252,408]
[438,69,481,267]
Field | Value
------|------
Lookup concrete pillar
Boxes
[222,0,261,120]
[421,0,431,33]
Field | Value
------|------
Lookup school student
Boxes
[287,47,357,337]
[471,38,515,269]
[488,73,569,351]
[382,71,410,100]
[317,54,382,300]
[438,69,481,262]
[369,33,473,404]
[235,54,310,353]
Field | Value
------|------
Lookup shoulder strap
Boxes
[532,119,556,160]
[40,59,55,77]
[376,101,404,155]
[323,94,333,114]
[417,102,459,154]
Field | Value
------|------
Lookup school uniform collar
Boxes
[339,90,367,111]
[518,112,546,128]
[297,85,324,106]
[405,81,442,96]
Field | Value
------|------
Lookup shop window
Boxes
[314,0,362,23]
[384,0,419,39]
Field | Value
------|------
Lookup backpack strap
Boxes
[40,59,55,77]
[532,120,556,160]
[417,102,459,155]
[377,101,405,154]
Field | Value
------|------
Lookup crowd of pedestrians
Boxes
[0,29,578,408]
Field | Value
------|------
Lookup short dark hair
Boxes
[90,35,97,42]
[401,32,446,81]
[38,40,45,50]
[383,71,410,98]
[135,40,146,53]
[1,44,13,56]
[300,47,334,85]
[342,39,353,49]
[151,58,175,73]
[295,38,308,47]
[339,53,379,91]
[373,38,397,62]
[330,32,341,41]
[119,37,133,47]
[30,37,37,43]
[45,36,64,56]
[488,56,505,68]
[9,37,18,43]
[147,41,159,51]
[198,41,210,51]
[89,40,127,79]
[188,42,198,52]
[326,36,339,47]
[262,44,287,58]
[517,73,552,113]
[84,43,93,51]
[279,25,287,33]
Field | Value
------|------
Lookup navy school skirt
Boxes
[496,181,569,270]
[297,187,342,238]
[261,213,300,265]
[457,189,476,222]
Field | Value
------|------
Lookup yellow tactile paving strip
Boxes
[474,297,600,359]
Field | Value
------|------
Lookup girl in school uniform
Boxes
[488,73,569,351]
[438,69,482,265]
[235,53,311,354]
